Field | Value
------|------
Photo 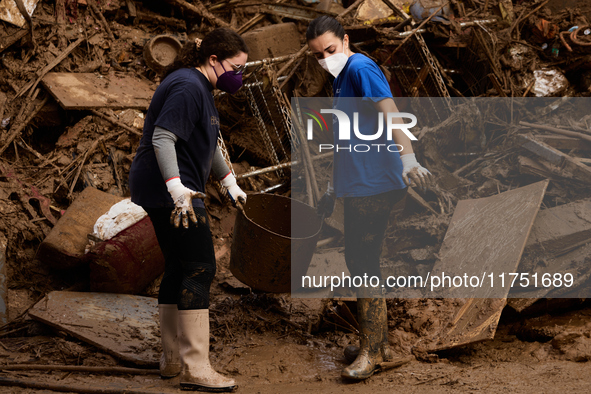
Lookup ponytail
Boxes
[162,28,248,80]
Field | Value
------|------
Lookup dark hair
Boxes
[163,28,248,80]
[306,16,345,42]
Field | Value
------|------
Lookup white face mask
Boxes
[317,42,348,78]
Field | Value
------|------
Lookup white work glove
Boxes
[400,153,433,191]
[221,173,247,205]
[166,177,206,228]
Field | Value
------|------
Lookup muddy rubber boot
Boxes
[341,296,390,380]
[159,304,181,378]
[178,309,236,392]
[343,298,393,364]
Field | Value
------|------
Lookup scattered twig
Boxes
[382,2,450,65]
[90,109,143,137]
[14,0,36,50]
[17,36,87,98]
[519,121,591,143]
[0,364,159,375]
[166,0,230,28]
[87,0,115,41]
[0,376,164,394]
[0,96,49,156]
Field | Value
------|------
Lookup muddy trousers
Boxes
[343,188,407,281]
[145,207,216,310]
[342,188,406,380]
[147,207,235,390]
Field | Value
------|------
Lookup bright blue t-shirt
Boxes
[129,68,219,209]
[332,53,406,197]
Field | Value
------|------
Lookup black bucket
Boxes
[230,193,322,293]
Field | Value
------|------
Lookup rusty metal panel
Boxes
[42,72,155,110]
[427,180,548,351]
[29,291,159,366]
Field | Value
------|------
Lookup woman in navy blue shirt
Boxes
[129,28,247,392]
[307,16,433,380]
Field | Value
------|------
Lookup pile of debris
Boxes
[0,0,591,390]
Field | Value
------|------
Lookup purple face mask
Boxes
[214,62,243,94]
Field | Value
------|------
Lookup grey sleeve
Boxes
[211,145,231,180]
[152,126,180,182]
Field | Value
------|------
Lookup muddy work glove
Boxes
[166,177,206,228]
[221,173,247,205]
[316,185,336,219]
[400,153,432,191]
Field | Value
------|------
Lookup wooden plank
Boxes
[426,180,548,351]
[536,134,591,151]
[525,198,591,255]
[29,291,160,366]
[0,27,27,53]
[41,72,155,110]
[518,134,591,183]
[508,242,591,312]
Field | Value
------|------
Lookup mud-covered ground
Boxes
[2,0,591,392]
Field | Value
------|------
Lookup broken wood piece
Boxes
[426,180,548,351]
[166,0,230,28]
[14,0,35,49]
[488,73,508,97]
[0,0,38,28]
[42,73,154,110]
[382,1,449,64]
[237,0,288,34]
[509,242,591,312]
[235,152,332,180]
[0,233,6,325]
[291,97,320,205]
[90,110,143,137]
[87,0,115,41]
[337,0,366,22]
[378,355,415,371]
[125,0,137,18]
[0,95,48,156]
[258,3,336,22]
[0,364,159,375]
[517,134,591,184]
[525,198,591,256]
[0,91,6,120]
[0,375,174,394]
[136,10,186,30]
[55,0,66,25]
[28,291,160,366]
[17,35,86,98]
[0,28,27,53]
[35,187,124,270]
[407,187,438,215]
[535,134,591,151]
[519,121,591,144]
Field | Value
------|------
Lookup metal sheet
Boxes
[29,291,159,366]
[42,72,155,110]
[427,180,548,351]
[0,0,38,28]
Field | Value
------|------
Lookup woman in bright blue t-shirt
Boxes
[307,15,433,381]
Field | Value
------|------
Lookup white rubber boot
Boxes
[178,309,236,392]
[159,304,181,378]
